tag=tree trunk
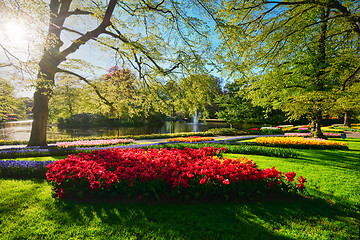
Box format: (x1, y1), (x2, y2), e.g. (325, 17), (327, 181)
(310, 119), (316, 133)
(343, 111), (351, 127)
(311, 110), (324, 138)
(28, 89), (50, 146)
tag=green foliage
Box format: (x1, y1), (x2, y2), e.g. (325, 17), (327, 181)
(206, 127), (242, 136)
(260, 128), (284, 135)
(213, 0), (360, 132)
(330, 83), (360, 121)
(215, 82), (284, 126)
(0, 79), (27, 121)
(57, 113), (109, 128)
(98, 68), (154, 120)
(49, 76), (90, 122)
(172, 74), (224, 119)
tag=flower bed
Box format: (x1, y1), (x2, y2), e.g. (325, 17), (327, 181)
(46, 147), (306, 200)
(323, 133), (342, 137)
(0, 160), (54, 179)
(0, 132), (214, 146)
(166, 136), (215, 143)
(284, 133), (311, 137)
(255, 137), (348, 149)
(0, 135), (296, 159)
(151, 143), (299, 158)
(56, 138), (134, 148)
(284, 132), (343, 138)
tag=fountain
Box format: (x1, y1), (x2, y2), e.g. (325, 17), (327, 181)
(192, 111), (202, 124)
(187, 110), (203, 132)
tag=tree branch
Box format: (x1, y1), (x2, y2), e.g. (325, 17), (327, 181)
(56, 68), (116, 112)
(104, 25), (180, 76)
(342, 64), (360, 91)
(59, 0), (118, 61)
(63, 8), (93, 18)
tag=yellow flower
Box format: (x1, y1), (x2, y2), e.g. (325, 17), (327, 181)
(255, 137), (347, 147)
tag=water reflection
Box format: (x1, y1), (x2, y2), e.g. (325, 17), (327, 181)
(0, 120), (229, 141)
(0, 120), (33, 141)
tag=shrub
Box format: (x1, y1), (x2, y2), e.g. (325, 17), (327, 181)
(46, 147), (306, 200)
(260, 128), (283, 134)
(206, 128), (241, 136)
(58, 113), (107, 127)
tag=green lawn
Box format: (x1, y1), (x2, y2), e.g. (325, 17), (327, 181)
(0, 138), (359, 239)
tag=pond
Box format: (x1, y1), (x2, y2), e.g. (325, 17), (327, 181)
(0, 120), (230, 141)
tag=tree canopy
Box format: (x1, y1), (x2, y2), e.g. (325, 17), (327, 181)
(209, 0), (360, 136)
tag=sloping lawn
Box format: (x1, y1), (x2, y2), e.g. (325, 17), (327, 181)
(0, 138), (359, 240)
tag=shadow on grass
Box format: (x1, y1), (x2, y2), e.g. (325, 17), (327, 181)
(289, 148), (360, 171)
(47, 192), (359, 240)
(1, 179), (359, 240)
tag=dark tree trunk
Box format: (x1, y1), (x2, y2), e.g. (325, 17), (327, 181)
(344, 111), (351, 127)
(310, 110), (324, 138)
(28, 69), (56, 146)
(28, 89), (50, 146)
(310, 119), (316, 133)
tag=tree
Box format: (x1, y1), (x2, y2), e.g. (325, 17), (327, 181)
(1, 0), (213, 145)
(331, 83), (360, 127)
(175, 74), (223, 120)
(100, 67), (143, 120)
(216, 82), (282, 127)
(209, 0), (360, 137)
(0, 79), (16, 121)
(48, 76), (87, 122)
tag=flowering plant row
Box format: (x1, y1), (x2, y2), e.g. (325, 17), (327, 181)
(0, 135), (296, 159)
(56, 138), (134, 148)
(255, 137), (348, 149)
(0, 132), (214, 146)
(46, 147), (306, 200)
(284, 132), (342, 138)
(0, 160), (54, 179)
(166, 136), (215, 143)
(151, 142), (299, 158)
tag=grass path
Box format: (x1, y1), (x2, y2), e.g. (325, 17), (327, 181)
(0, 138), (359, 239)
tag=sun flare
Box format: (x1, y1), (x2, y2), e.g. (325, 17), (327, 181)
(3, 21), (27, 45)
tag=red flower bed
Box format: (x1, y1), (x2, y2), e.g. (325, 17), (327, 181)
(46, 147), (306, 200)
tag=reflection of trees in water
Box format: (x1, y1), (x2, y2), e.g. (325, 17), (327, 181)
(0, 120), (33, 140)
(1, 121), (229, 141)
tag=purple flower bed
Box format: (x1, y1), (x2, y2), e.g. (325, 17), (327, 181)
(0, 160), (55, 179)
